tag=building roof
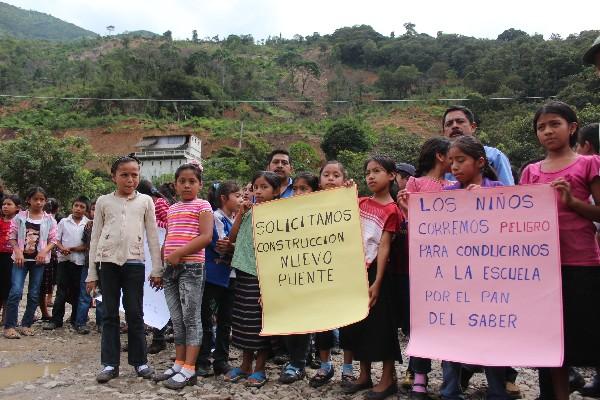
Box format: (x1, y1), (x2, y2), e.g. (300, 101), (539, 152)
(135, 135), (189, 151)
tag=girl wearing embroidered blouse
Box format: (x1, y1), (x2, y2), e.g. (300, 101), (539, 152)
(521, 102), (600, 400)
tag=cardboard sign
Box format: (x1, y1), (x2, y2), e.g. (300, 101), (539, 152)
(406, 184), (563, 366)
(253, 186), (369, 335)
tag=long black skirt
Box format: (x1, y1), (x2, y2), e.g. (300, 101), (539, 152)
(340, 263), (402, 362)
(562, 265), (600, 366)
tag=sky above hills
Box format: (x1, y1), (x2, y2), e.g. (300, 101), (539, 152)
(5, 0), (599, 40)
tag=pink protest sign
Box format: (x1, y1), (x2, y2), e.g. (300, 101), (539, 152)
(406, 184), (563, 367)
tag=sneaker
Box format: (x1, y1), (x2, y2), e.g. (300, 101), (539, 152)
(76, 325), (90, 335)
(96, 366), (119, 383)
(401, 369), (415, 389)
(196, 364), (213, 377)
(278, 363), (306, 384)
(579, 382), (600, 397)
(135, 364), (154, 379)
(42, 321), (60, 330)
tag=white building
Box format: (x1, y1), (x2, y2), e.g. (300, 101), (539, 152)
(134, 135), (202, 180)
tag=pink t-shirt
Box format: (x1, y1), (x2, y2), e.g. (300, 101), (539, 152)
(164, 199), (212, 263)
(406, 176), (451, 193)
(359, 197), (400, 267)
(520, 155), (600, 266)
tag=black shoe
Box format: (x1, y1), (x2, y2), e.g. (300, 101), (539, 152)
(278, 363), (306, 384)
(147, 341), (166, 354)
(163, 372), (197, 390)
(273, 353), (290, 365)
(196, 364), (213, 377)
(365, 383), (398, 400)
(76, 325), (90, 335)
(579, 382), (600, 397)
(96, 366), (119, 383)
(342, 379), (373, 394)
(213, 362), (231, 376)
(135, 365), (154, 379)
(42, 321), (60, 330)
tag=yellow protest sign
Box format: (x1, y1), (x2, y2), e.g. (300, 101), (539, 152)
(252, 186), (369, 335)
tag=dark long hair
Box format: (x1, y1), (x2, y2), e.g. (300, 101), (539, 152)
(450, 136), (498, 181)
(415, 137), (451, 177)
(533, 101), (579, 148)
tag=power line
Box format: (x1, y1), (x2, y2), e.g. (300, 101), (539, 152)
(0, 93), (557, 104)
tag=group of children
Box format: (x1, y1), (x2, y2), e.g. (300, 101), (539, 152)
(1, 101), (599, 400)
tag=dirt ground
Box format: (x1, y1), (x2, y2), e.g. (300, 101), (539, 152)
(0, 301), (597, 400)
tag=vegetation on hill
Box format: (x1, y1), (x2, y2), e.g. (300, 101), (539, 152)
(0, 2), (97, 41)
(0, 23), (599, 202)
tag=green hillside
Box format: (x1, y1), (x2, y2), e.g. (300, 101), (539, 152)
(0, 1), (97, 41)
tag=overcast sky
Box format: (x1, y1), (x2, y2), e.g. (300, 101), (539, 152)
(5, 0), (599, 40)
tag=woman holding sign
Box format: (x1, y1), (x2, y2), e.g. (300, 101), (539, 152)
(342, 155), (401, 400)
(521, 101), (600, 400)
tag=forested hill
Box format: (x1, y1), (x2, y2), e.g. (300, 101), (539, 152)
(0, 24), (599, 199)
(0, 2), (97, 41)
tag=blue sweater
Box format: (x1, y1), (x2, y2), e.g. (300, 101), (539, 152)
(205, 209), (234, 287)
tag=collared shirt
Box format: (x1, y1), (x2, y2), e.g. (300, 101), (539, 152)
(446, 145), (514, 186)
(280, 177), (294, 198)
(57, 214), (89, 265)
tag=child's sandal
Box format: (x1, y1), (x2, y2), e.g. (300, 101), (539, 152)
(3, 328), (20, 339)
(224, 367), (249, 383)
(18, 327), (34, 336)
(245, 371), (267, 388)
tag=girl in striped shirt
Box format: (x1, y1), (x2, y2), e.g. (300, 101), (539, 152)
(152, 162), (213, 390)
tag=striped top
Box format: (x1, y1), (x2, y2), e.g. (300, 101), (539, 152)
(164, 199), (213, 263)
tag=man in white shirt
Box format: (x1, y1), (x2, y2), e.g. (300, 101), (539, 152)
(44, 196), (89, 332)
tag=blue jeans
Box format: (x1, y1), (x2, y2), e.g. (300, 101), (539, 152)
(441, 361), (509, 400)
(4, 262), (45, 329)
(163, 262), (205, 346)
(75, 266), (103, 327)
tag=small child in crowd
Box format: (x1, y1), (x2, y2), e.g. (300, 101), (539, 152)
(0, 195), (21, 325)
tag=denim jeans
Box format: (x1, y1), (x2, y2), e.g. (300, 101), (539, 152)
(163, 262), (205, 346)
(75, 265), (103, 327)
(51, 261), (84, 326)
(441, 361), (509, 400)
(4, 262), (45, 329)
(198, 280), (235, 368)
(100, 262), (146, 367)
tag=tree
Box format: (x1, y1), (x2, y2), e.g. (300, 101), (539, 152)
(0, 130), (110, 207)
(289, 141), (321, 172)
(163, 30), (173, 42)
(192, 30), (199, 43)
(106, 25), (115, 36)
(404, 22), (417, 36)
(321, 119), (373, 160)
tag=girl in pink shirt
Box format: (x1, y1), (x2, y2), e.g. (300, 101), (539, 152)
(520, 101), (600, 400)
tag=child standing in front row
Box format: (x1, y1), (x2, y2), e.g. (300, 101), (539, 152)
(309, 161), (356, 389)
(0, 195), (21, 325)
(225, 171), (282, 388)
(3, 187), (57, 339)
(86, 154), (163, 383)
(521, 102), (600, 400)
(153, 162), (213, 390)
(342, 156), (402, 399)
(440, 135), (509, 400)
(396, 137), (452, 399)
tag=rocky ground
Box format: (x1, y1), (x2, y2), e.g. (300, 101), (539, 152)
(0, 304), (597, 399)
